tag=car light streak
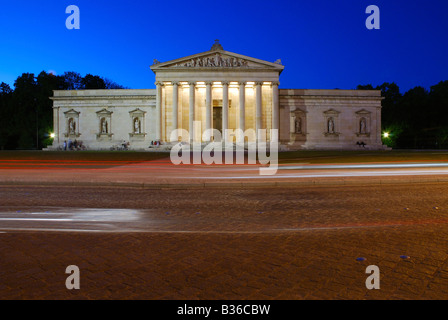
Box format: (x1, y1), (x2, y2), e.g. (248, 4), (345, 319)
(280, 162), (448, 170)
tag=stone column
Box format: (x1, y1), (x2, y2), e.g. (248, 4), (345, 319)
(222, 81), (229, 143)
(255, 82), (263, 139)
(239, 81), (246, 142)
(189, 82), (196, 142)
(205, 81), (212, 141)
(172, 82), (179, 136)
(271, 81), (280, 135)
(54, 107), (60, 144)
(155, 81), (163, 141)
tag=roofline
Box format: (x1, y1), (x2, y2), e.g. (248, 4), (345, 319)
(150, 49), (284, 73)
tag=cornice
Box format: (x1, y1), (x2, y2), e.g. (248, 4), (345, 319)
(50, 95), (156, 101)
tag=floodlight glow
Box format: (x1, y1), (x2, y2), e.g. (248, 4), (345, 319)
(383, 132), (389, 138)
(50, 133), (55, 138)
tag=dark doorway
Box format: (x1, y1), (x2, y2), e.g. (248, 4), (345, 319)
(213, 106), (223, 141)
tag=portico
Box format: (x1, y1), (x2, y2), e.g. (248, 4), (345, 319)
(48, 41), (387, 152)
(151, 40), (283, 144)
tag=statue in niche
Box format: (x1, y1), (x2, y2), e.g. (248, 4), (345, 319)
(100, 117), (108, 134)
(360, 118), (367, 134)
(68, 118), (76, 135)
(134, 117), (141, 134)
(295, 117), (302, 133)
(327, 117), (335, 133)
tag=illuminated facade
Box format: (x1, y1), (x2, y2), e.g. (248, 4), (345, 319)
(48, 41), (386, 151)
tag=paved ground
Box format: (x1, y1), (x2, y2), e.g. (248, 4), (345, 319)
(1, 152), (448, 300)
(1, 183), (448, 300)
(2, 155), (448, 188)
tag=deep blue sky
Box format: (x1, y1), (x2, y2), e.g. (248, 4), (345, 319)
(0, 0), (447, 93)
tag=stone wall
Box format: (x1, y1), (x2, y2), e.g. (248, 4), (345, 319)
(48, 89), (156, 150)
(279, 89), (385, 150)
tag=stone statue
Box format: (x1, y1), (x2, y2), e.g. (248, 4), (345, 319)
(211, 39), (224, 51)
(328, 117), (335, 133)
(134, 118), (141, 134)
(295, 117), (302, 133)
(69, 118), (76, 135)
(360, 118), (367, 134)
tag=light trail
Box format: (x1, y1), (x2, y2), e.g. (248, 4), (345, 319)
(195, 169), (448, 179)
(1, 217), (448, 234)
(0, 218), (74, 222)
(280, 162), (448, 170)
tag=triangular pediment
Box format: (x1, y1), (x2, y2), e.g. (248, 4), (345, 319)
(129, 108), (146, 115)
(355, 109), (372, 115)
(151, 49), (284, 73)
(63, 109), (80, 116)
(96, 108), (113, 116)
(323, 108), (341, 115)
(290, 107), (307, 114)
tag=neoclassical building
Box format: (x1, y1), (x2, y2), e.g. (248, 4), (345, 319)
(48, 41), (385, 150)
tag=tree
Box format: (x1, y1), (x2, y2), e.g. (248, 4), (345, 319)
(428, 81), (448, 148)
(375, 82), (401, 128)
(1, 71), (127, 149)
(398, 86), (429, 148)
(82, 74), (106, 89)
(356, 84), (375, 90)
(104, 78), (127, 89)
(61, 71), (84, 90)
(36, 71), (63, 148)
(10, 73), (39, 149)
(0, 82), (13, 149)
(0, 82), (12, 95)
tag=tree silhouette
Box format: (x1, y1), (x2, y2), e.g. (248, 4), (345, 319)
(82, 74), (106, 89)
(0, 71), (126, 149)
(357, 81), (448, 149)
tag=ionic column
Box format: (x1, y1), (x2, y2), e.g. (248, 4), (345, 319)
(155, 81), (164, 141)
(205, 81), (213, 141)
(255, 82), (263, 138)
(271, 81), (280, 133)
(189, 82), (196, 142)
(239, 81), (246, 142)
(222, 81), (229, 142)
(172, 82), (179, 135)
(54, 107), (60, 144)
